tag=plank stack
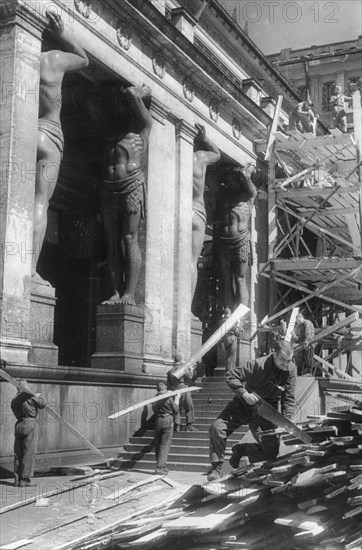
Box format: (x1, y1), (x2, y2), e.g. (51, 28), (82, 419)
(54, 398), (362, 550)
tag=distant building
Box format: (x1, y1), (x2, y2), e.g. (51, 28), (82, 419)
(267, 36), (362, 131)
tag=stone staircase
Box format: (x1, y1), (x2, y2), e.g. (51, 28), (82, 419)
(118, 372), (320, 473)
(118, 373), (247, 473)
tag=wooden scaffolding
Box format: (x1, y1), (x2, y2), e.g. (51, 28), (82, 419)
(258, 90), (362, 379)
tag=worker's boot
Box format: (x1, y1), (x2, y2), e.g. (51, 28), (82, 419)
(229, 443), (247, 469)
(19, 478), (37, 487)
(186, 423), (198, 431)
(207, 462), (223, 481)
(174, 424), (181, 432)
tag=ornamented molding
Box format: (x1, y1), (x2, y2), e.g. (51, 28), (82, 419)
(0, 0), (47, 36)
(74, 0), (92, 19)
(150, 97), (170, 124)
(175, 119), (198, 143)
(209, 100), (220, 123)
(232, 118), (241, 140)
(182, 77), (195, 102)
(152, 52), (166, 79)
(116, 22), (132, 50)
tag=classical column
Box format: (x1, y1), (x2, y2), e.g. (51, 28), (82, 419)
(0, 2), (46, 363)
(143, 99), (176, 373)
(174, 120), (197, 359)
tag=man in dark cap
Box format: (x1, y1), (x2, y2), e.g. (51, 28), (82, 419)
(208, 340), (296, 481)
(11, 380), (46, 487)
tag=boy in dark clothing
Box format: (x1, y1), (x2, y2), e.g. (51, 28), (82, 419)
(208, 341), (296, 481)
(167, 354), (198, 432)
(11, 380), (46, 487)
(152, 382), (179, 475)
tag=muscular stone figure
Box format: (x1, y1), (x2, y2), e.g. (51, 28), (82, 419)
(97, 85), (152, 305)
(217, 163), (257, 311)
(192, 124), (220, 300)
(34, 11), (89, 282)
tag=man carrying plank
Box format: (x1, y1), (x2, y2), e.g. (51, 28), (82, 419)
(208, 341), (296, 481)
(11, 380), (46, 487)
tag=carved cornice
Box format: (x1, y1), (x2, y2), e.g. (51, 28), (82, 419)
(5, 362), (160, 388)
(0, 0), (47, 37)
(171, 7), (197, 27)
(107, 0), (271, 133)
(149, 97), (170, 124)
(175, 119), (198, 144)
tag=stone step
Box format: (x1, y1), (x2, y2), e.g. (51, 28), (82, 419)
(129, 430), (243, 444)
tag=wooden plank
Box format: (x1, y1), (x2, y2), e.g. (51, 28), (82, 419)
(313, 355), (355, 381)
(275, 133), (353, 152)
(257, 267), (361, 332)
(266, 258), (361, 271)
(285, 308), (299, 342)
(108, 386), (201, 419)
(172, 303), (250, 379)
(277, 203), (362, 253)
(0, 368), (104, 459)
(275, 185), (361, 198)
(352, 89), (362, 249)
(53, 486), (189, 550)
(104, 475), (163, 500)
(260, 271), (362, 313)
(265, 95), (283, 161)
(297, 207), (359, 217)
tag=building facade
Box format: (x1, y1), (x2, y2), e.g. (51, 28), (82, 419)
(0, 0), (299, 468)
(267, 37), (362, 131)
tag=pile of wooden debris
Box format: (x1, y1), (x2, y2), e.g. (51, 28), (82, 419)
(60, 400), (362, 550)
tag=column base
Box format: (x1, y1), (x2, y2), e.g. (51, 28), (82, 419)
(142, 354), (174, 376)
(29, 280), (58, 366)
(91, 303), (145, 372)
(0, 338), (31, 364)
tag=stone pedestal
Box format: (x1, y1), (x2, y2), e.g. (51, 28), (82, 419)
(191, 317), (203, 357)
(91, 304), (145, 372)
(28, 280), (58, 365)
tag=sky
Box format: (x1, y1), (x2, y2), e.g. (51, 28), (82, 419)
(219, 0), (362, 54)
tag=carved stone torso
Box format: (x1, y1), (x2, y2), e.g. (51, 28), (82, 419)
(103, 133), (144, 181)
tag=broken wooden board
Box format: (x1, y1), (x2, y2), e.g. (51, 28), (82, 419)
(108, 386), (201, 419)
(173, 303), (250, 379)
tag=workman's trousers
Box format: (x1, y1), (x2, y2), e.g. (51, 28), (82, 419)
(224, 340), (237, 372)
(14, 418), (39, 481)
(209, 397), (279, 464)
(295, 346), (314, 376)
(174, 392), (195, 425)
(154, 415), (174, 469)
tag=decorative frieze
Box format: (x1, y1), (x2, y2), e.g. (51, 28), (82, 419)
(209, 99), (220, 122)
(74, 0), (92, 18)
(116, 22), (132, 50)
(152, 51), (166, 79)
(232, 117), (242, 140)
(183, 77), (195, 102)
